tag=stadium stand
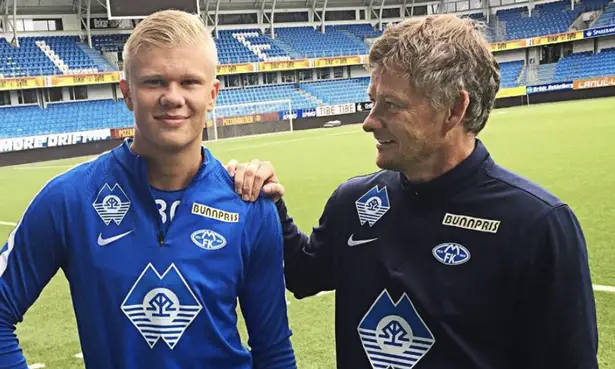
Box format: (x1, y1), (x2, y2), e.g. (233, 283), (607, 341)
(496, 1), (582, 41)
(581, 0), (612, 12)
(3, 0), (615, 141)
(0, 37), (60, 78)
(330, 24), (383, 42)
(231, 30), (291, 62)
(38, 35), (102, 74)
(518, 63), (558, 85)
(216, 84), (318, 112)
(300, 78), (369, 105)
(0, 100), (132, 138)
(593, 1), (615, 26)
(499, 60), (525, 88)
(215, 30), (262, 64)
(92, 34), (129, 54)
(552, 48), (615, 81)
(272, 26), (370, 58)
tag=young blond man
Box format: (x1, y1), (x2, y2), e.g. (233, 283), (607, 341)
(0, 10), (296, 369)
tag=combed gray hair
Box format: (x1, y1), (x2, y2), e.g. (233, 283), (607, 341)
(122, 9), (218, 79)
(368, 14), (501, 134)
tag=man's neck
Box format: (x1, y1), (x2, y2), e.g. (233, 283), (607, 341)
(131, 140), (203, 191)
(403, 134), (475, 184)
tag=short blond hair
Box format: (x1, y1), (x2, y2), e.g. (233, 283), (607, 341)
(368, 14), (500, 134)
(122, 9), (218, 79)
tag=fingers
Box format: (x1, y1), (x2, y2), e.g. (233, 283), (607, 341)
(234, 163), (246, 196)
(231, 159), (281, 202)
(263, 182), (285, 203)
(225, 159), (239, 177)
(241, 159), (261, 201)
(250, 161), (275, 201)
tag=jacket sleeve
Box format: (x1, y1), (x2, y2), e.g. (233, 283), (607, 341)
(238, 199), (296, 369)
(0, 182), (65, 368)
(276, 187), (341, 299)
(517, 204), (598, 369)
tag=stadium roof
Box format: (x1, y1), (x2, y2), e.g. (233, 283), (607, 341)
(9, 0), (455, 15)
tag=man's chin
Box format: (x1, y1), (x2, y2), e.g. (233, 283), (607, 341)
(142, 132), (200, 154)
(375, 155), (398, 171)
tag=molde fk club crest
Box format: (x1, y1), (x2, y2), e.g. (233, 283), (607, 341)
(355, 185), (390, 227)
(92, 183), (131, 226)
(122, 264), (202, 349)
(358, 290), (435, 369)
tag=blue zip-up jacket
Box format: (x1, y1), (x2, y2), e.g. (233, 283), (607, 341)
(0, 139), (296, 369)
(278, 139), (598, 369)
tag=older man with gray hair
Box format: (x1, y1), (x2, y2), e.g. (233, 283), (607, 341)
(229, 14), (598, 369)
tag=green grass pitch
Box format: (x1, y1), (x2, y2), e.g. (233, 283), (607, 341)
(0, 96), (614, 368)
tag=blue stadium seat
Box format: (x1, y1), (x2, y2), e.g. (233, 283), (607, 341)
(271, 26), (369, 58)
(499, 60), (525, 87)
(92, 34), (129, 53)
(593, 2), (615, 27)
(37, 35), (102, 74)
(300, 78), (369, 105)
(0, 99), (134, 138)
(552, 48), (615, 82)
(0, 38), (60, 78)
(496, 1), (582, 41)
(214, 84), (318, 117)
(0, 36), (112, 77)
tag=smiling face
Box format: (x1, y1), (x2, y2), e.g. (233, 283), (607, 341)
(362, 66), (449, 173)
(120, 43), (219, 154)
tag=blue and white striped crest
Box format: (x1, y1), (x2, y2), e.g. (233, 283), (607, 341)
(355, 185), (390, 227)
(122, 264), (202, 349)
(358, 290), (435, 369)
(92, 183), (131, 226)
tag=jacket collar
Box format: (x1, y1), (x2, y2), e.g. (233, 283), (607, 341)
(111, 138), (215, 186)
(399, 138), (492, 198)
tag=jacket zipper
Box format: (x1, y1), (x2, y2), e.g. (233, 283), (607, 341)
(139, 157), (207, 247)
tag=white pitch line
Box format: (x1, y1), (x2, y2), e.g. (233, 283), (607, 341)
(0, 221), (16, 227)
(74, 353), (83, 359)
(6, 128), (363, 170)
(28, 364), (45, 369)
(312, 287), (615, 295)
(213, 129), (362, 153)
(13, 165), (74, 170)
(593, 284), (615, 293)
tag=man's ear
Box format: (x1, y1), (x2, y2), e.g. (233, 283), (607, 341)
(443, 89), (470, 133)
(207, 79), (220, 112)
(119, 79), (134, 111)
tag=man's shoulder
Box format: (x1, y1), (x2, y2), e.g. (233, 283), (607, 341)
(37, 151), (114, 200)
(193, 158), (268, 217)
(481, 162), (569, 231)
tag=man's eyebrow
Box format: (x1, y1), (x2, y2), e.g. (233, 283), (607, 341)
(372, 92), (406, 102)
(181, 74), (206, 81)
(136, 73), (206, 81)
(137, 73), (164, 81)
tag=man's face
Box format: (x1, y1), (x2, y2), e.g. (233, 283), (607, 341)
(362, 67), (448, 173)
(120, 43), (219, 153)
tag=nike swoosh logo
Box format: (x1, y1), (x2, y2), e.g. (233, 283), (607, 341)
(97, 230), (133, 246)
(347, 234), (378, 247)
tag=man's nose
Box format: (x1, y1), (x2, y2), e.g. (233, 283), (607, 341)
(362, 110), (384, 132)
(159, 83), (185, 108)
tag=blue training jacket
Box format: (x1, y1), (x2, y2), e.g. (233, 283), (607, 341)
(279, 139), (598, 369)
(0, 139), (296, 369)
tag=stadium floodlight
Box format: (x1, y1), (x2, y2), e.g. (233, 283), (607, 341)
(106, 0), (200, 20)
(206, 99), (293, 141)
